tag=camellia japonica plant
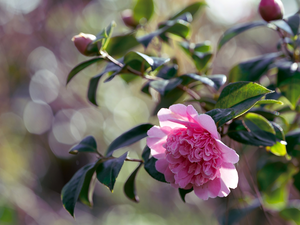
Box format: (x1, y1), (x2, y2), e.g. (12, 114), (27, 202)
(61, 0), (300, 223)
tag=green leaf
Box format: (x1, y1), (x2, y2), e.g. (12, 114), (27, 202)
(244, 113), (275, 134)
(286, 13), (300, 35)
(169, 2), (206, 20)
(218, 21), (267, 50)
(280, 207), (300, 225)
(96, 152), (127, 191)
(229, 53), (280, 82)
(192, 52), (212, 71)
(67, 57), (104, 85)
(149, 78), (182, 96)
(133, 0), (154, 23)
(87, 60), (122, 106)
(277, 61), (300, 109)
(143, 146), (167, 183)
(269, 20), (294, 35)
(206, 108), (235, 127)
(267, 141), (287, 156)
(215, 82), (272, 117)
(293, 170), (300, 192)
(106, 33), (140, 57)
(181, 73), (226, 90)
(258, 162), (297, 210)
(69, 136), (98, 155)
(218, 200), (260, 225)
(156, 65), (178, 79)
(124, 51), (169, 71)
(286, 129), (300, 157)
(124, 163), (142, 202)
(61, 163), (96, 217)
(106, 123), (154, 156)
(137, 15), (191, 48)
(255, 99), (283, 106)
(178, 188), (193, 203)
(152, 87), (185, 115)
(227, 120), (275, 146)
(160, 20), (190, 40)
(79, 168), (97, 207)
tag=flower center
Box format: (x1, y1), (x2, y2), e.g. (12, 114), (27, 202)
(164, 127), (222, 188)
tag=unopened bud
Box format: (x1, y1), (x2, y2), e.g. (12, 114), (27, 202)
(259, 0), (284, 22)
(121, 9), (138, 28)
(72, 33), (97, 56)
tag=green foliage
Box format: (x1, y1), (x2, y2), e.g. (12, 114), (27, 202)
(178, 188), (193, 203)
(96, 152), (128, 191)
(280, 206), (300, 225)
(142, 146), (166, 183)
(106, 123), (153, 156)
(67, 57), (104, 84)
(133, 0), (154, 23)
(218, 21), (267, 50)
(229, 53), (280, 82)
(215, 82), (273, 117)
(124, 163), (142, 202)
(61, 163), (97, 217)
(69, 136), (98, 155)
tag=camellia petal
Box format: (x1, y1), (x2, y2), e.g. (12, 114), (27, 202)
(147, 104), (239, 200)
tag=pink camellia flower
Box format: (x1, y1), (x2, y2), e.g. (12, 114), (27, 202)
(72, 33), (97, 56)
(147, 104), (239, 200)
(259, 0), (284, 22)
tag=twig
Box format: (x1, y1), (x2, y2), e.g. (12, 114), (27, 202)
(276, 28), (294, 60)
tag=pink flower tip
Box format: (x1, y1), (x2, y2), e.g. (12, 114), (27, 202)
(259, 0), (284, 22)
(72, 33), (97, 56)
(146, 104), (239, 200)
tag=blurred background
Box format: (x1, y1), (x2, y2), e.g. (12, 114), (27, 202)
(0, 0), (299, 224)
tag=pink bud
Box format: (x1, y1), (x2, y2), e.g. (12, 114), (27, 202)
(72, 33), (97, 56)
(121, 9), (138, 28)
(259, 0), (284, 22)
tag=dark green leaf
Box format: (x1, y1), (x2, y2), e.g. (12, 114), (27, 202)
(106, 33), (140, 57)
(124, 163), (142, 202)
(79, 168), (97, 207)
(133, 0), (154, 23)
(160, 20), (190, 40)
(206, 108), (235, 127)
(286, 129), (300, 157)
(257, 162), (288, 192)
(270, 20), (294, 35)
(144, 157), (167, 183)
(69, 136), (98, 155)
(96, 152), (127, 191)
(178, 188), (193, 203)
(106, 123), (154, 156)
(280, 207), (300, 225)
(149, 78), (182, 96)
(229, 53), (280, 82)
(142, 146), (151, 162)
(192, 52), (212, 71)
(152, 87), (185, 115)
(271, 122), (285, 141)
(218, 200), (260, 225)
(87, 74), (103, 106)
(124, 51), (169, 71)
(169, 2), (206, 20)
(194, 41), (211, 52)
(181, 73), (226, 90)
(61, 163), (96, 217)
(141, 81), (151, 96)
(293, 170), (300, 193)
(227, 120), (275, 146)
(218, 21), (267, 50)
(156, 65), (178, 79)
(277, 61), (300, 108)
(137, 29), (163, 48)
(215, 82), (273, 117)
(67, 57), (104, 85)
(244, 113), (275, 134)
(286, 14), (300, 35)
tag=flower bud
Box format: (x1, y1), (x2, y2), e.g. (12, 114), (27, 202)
(72, 33), (97, 56)
(121, 9), (138, 28)
(259, 0), (284, 22)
